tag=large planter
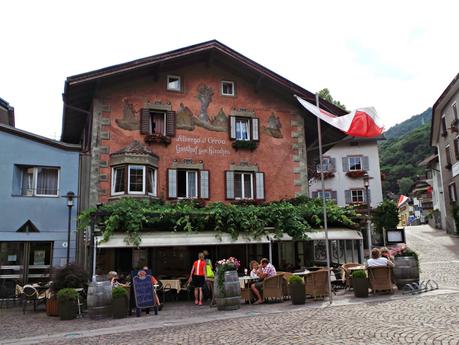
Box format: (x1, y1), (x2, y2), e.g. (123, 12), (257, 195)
(289, 283), (305, 305)
(353, 277), (369, 298)
(214, 270), (241, 311)
(58, 300), (77, 320)
(393, 256), (419, 289)
(112, 296), (128, 319)
(46, 297), (59, 317)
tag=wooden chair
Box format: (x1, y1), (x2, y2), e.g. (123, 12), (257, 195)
(368, 267), (394, 294)
(341, 263), (361, 290)
(262, 275), (284, 302)
(304, 269), (329, 300)
(240, 287), (252, 304)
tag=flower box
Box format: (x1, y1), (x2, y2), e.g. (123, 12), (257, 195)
(144, 133), (171, 145)
(232, 140), (257, 151)
(346, 170), (366, 178)
(313, 171), (335, 179)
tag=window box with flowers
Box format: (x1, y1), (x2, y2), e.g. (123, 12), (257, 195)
(313, 171), (335, 179)
(232, 140), (258, 151)
(214, 257), (241, 311)
(346, 170), (367, 178)
(144, 133), (171, 145)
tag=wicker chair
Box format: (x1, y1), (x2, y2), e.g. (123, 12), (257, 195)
(262, 275), (284, 302)
(341, 263), (362, 290)
(304, 269), (329, 299)
(240, 287), (252, 304)
(281, 272), (293, 300)
(368, 267), (394, 294)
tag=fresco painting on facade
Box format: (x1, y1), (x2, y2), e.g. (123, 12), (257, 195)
(57, 41), (356, 273)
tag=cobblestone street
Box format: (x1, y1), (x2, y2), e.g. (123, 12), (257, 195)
(2, 225), (459, 345)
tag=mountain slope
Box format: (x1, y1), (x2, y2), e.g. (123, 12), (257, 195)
(379, 108), (434, 196)
(384, 108), (432, 140)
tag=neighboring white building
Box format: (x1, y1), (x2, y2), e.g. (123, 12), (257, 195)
(309, 137), (384, 208)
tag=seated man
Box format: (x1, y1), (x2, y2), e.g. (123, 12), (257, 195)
(367, 248), (394, 268)
(250, 258), (277, 304)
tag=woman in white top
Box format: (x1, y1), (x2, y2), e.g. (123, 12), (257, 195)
(249, 260), (261, 279)
(367, 248), (394, 268)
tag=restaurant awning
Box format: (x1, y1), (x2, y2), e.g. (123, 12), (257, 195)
(269, 228), (363, 241)
(96, 231), (270, 248)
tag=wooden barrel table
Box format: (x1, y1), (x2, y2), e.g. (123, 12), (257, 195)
(393, 256), (419, 289)
(214, 270), (241, 311)
(87, 281), (112, 319)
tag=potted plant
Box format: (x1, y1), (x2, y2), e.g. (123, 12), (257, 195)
(49, 264), (89, 317)
(112, 286), (128, 319)
(352, 270), (368, 298)
(288, 275), (305, 305)
(57, 288), (78, 320)
(215, 257), (241, 311)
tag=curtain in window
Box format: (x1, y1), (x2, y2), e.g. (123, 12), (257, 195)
(236, 120), (249, 140)
(187, 171), (197, 198)
(36, 168), (58, 195)
(146, 168), (156, 195)
(21, 169), (34, 195)
(152, 114), (165, 135)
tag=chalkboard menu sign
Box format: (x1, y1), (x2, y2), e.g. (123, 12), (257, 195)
(131, 269), (154, 309)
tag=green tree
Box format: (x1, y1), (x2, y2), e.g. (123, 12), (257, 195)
(398, 177), (414, 195)
(318, 88), (347, 111)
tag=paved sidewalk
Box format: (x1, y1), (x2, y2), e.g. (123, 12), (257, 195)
(2, 224), (459, 345)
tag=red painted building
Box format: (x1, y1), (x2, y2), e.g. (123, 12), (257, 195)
(61, 41), (349, 272)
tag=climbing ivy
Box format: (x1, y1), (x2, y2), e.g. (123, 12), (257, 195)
(78, 197), (359, 246)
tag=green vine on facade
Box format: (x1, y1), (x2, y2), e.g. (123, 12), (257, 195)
(78, 197), (359, 246)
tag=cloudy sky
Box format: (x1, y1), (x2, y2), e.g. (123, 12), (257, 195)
(1, 1), (457, 139)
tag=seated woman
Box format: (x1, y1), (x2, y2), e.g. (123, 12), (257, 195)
(249, 260), (260, 279)
(367, 248), (394, 268)
(380, 247), (394, 262)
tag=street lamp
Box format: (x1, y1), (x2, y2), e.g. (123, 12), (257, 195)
(363, 174), (372, 256)
(65, 191), (75, 265)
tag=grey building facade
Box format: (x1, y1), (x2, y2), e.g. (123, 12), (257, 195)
(431, 73), (459, 234)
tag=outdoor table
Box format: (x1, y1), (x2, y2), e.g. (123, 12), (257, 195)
(238, 276), (259, 289)
(347, 265), (366, 272)
(292, 270), (311, 276)
(160, 279), (182, 293)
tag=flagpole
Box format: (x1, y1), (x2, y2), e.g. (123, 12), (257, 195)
(315, 93), (333, 304)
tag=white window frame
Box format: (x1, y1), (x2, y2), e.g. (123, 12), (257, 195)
(146, 167), (157, 197)
(166, 75), (181, 91)
(150, 111), (167, 135)
(235, 117), (251, 141)
(128, 165), (146, 195)
(235, 172), (254, 200)
(221, 80), (235, 96)
(316, 157), (331, 173)
(21, 167), (60, 197)
(449, 183), (457, 203)
(351, 189), (364, 203)
(318, 190), (332, 200)
(348, 156), (362, 171)
(177, 170), (198, 199)
(111, 166), (126, 196)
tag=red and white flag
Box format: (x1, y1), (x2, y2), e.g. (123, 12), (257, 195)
(397, 195), (409, 208)
(295, 95), (384, 138)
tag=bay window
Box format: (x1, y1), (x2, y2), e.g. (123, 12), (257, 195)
(111, 165), (157, 197)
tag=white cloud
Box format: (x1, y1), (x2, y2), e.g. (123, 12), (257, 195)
(0, 0), (458, 138)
